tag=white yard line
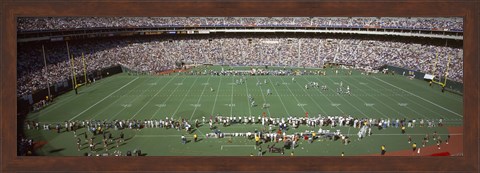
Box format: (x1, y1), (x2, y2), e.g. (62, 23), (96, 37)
(68, 77), (139, 121)
(105, 80), (161, 120)
(400, 76), (463, 103)
(367, 76), (451, 118)
(32, 76), (117, 118)
(147, 76), (185, 119)
(210, 77), (223, 115)
(341, 77), (405, 119)
(359, 77), (435, 119)
(195, 128), (206, 138)
(277, 76), (307, 113)
(171, 77), (200, 119)
(92, 78), (151, 120)
(267, 77), (291, 116)
(98, 77), (169, 121)
(189, 76), (212, 120)
(294, 76), (329, 115)
(150, 75), (186, 119)
(322, 76), (388, 119)
(373, 76), (462, 117)
(150, 77), (186, 119)
(230, 77), (234, 117)
(257, 77), (271, 117)
(126, 75), (178, 120)
(244, 77), (252, 116)
(310, 76), (368, 118)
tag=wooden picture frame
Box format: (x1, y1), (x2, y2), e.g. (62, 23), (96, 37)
(1, 0), (478, 172)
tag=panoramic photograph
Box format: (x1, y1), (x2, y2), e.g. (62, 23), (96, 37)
(16, 17), (463, 156)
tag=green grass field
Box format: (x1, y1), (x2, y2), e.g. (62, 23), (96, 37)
(23, 66), (463, 156)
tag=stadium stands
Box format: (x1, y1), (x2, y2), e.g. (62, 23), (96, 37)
(17, 35), (463, 97)
(17, 17), (463, 32)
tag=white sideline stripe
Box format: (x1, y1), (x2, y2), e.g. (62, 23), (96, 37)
(221, 145), (256, 150)
(69, 77), (139, 121)
(373, 77), (462, 117)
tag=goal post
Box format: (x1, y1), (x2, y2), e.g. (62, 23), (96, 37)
(430, 52), (452, 88)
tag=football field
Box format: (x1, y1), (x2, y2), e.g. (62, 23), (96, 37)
(23, 66), (463, 156)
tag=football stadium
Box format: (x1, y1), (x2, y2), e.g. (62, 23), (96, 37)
(17, 17), (463, 157)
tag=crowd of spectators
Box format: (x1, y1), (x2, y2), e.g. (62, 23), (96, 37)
(17, 17), (463, 32)
(23, 114), (453, 155)
(17, 35), (462, 97)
